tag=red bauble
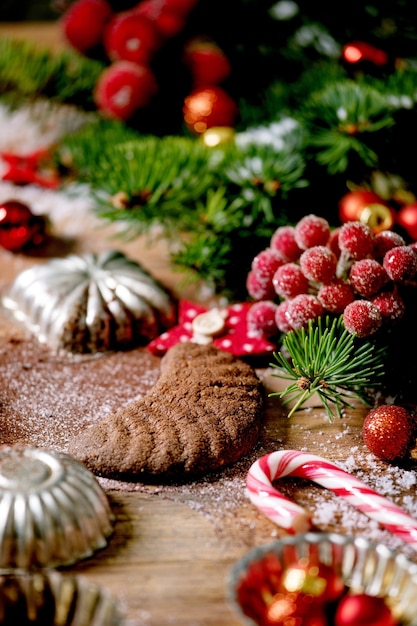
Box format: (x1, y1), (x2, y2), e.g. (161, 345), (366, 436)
(334, 593), (398, 626)
(183, 86), (238, 134)
(338, 190), (395, 233)
(362, 405), (416, 461)
(397, 202), (417, 240)
(0, 200), (47, 252)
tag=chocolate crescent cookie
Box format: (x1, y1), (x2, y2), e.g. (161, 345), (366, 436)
(68, 342), (264, 481)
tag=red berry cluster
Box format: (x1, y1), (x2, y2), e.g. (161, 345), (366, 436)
(246, 214), (417, 339)
(61, 0), (236, 127)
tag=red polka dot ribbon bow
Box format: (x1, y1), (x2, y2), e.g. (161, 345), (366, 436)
(147, 299), (277, 357)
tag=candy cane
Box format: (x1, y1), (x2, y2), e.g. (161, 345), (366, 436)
(246, 450), (417, 550)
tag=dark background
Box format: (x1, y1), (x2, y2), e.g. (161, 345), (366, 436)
(0, 1), (58, 20)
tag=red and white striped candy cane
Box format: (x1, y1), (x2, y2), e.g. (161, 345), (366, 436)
(246, 449), (417, 550)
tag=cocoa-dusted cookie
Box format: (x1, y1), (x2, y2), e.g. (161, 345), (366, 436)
(68, 342), (264, 481)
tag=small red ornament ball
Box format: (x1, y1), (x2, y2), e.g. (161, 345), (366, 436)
(334, 593), (398, 626)
(183, 86), (238, 134)
(362, 405), (416, 461)
(0, 200), (47, 252)
(397, 202), (417, 240)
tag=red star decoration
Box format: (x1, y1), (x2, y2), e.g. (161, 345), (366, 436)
(1, 149), (60, 189)
(147, 300), (277, 357)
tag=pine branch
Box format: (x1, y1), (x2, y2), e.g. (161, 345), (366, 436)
(269, 316), (386, 422)
(0, 37), (104, 107)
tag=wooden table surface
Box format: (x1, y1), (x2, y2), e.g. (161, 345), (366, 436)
(1, 21), (417, 626)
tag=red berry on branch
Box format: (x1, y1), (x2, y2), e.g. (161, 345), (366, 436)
(338, 221), (375, 260)
(104, 11), (161, 65)
(61, 0), (113, 54)
(183, 37), (232, 87)
(286, 294), (323, 330)
(317, 280), (355, 314)
(348, 258), (388, 297)
(343, 299), (382, 337)
(300, 245), (337, 283)
(270, 225), (303, 262)
(247, 301), (278, 338)
(161, 0), (198, 16)
(383, 245), (417, 282)
(272, 263), (309, 299)
(275, 299), (293, 333)
(252, 248), (284, 280)
(246, 270), (276, 301)
(134, 0), (186, 39)
(372, 290), (405, 323)
(294, 214), (330, 250)
(247, 248), (285, 301)
(374, 230), (406, 259)
(94, 61), (158, 120)
(362, 405), (416, 462)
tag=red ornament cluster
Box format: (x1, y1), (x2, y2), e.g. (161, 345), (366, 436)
(236, 554), (398, 626)
(339, 189), (417, 242)
(61, 0), (237, 129)
(246, 214), (417, 339)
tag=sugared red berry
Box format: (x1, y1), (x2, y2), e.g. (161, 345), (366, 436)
(61, 0), (113, 54)
(328, 227), (341, 258)
(247, 301), (278, 337)
(246, 269), (276, 301)
(343, 300), (382, 337)
(183, 37), (232, 87)
(252, 248), (285, 282)
(374, 230), (406, 259)
(275, 299), (293, 333)
(318, 281), (355, 314)
(362, 405), (416, 461)
(273, 263), (309, 299)
(372, 291), (405, 322)
(300, 245), (337, 283)
(286, 294), (323, 330)
(294, 214), (330, 250)
(349, 259), (388, 297)
(104, 10), (161, 65)
(383, 245), (417, 281)
(338, 221), (375, 260)
(270, 225), (303, 262)
(94, 60), (158, 120)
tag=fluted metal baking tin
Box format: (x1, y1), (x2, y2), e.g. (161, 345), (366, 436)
(0, 569), (122, 625)
(0, 446), (114, 570)
(229, 531), (417, 626)
(0, 250), (176, 353)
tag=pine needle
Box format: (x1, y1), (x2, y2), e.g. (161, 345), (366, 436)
(269, 316), (386, 421)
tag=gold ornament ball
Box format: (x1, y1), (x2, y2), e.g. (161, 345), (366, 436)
(201, 126), (235, 147)
(358, 203), (394, 232)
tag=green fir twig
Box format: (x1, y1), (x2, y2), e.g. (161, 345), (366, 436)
(269, 316), (386, 422)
